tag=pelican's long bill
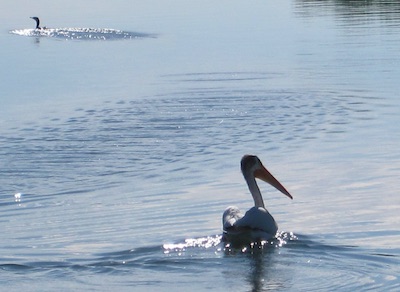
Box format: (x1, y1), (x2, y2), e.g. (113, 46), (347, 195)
(254, 166), (293, 199)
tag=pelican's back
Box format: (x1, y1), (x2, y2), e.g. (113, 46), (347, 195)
(235, 206), (278, 237)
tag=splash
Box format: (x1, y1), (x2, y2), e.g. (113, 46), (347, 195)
(14, 193), (22, 202)
(9, 28), (155, 40)
(223, 231), (298, 254)
(163, 232), (298, 255)
(163, 235), (223, 254)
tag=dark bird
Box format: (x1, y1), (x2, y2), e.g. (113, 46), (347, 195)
(30, 17), (45, 29)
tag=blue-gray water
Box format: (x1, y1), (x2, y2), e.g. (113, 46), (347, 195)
(1, 1), (400, 291)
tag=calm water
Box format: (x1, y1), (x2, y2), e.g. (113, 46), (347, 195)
(1, 0), (400, 291)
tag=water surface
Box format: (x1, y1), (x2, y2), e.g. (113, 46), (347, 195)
(1, 0), (399, 290)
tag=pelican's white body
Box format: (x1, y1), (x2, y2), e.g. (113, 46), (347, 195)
(222, 206), (278, 244)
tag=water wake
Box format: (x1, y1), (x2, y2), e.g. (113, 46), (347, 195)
(163, 232), (298, 255)
(9, 28), (156, 40)
(1, 232), (398, 291)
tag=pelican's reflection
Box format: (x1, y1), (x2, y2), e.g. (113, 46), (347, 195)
(245, 246), (287, 291)
(248, 252), (265, 292)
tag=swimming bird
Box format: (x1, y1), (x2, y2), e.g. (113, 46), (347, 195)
(222, 155), (293, 246)
(30, 17), (45, 29)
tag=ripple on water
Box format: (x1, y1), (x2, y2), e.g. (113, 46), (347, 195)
(1, 233), (398, 290)
(0, 71), (380, 193)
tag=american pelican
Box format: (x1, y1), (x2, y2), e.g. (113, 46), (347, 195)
(222, 155), (293, 246)
(30, 17), (46, 30)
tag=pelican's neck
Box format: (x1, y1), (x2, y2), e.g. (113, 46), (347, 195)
(243, 171), (265, 209)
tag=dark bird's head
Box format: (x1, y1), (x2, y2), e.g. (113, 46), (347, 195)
(30, 16), (40, 29)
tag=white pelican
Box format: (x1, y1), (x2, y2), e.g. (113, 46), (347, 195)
(222, 155), (293, 246)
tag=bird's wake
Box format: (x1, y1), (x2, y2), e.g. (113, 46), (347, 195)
(162, 232), (298, 255)
(9, 28), (155, 40)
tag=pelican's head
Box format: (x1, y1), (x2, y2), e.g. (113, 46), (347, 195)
(241, 155), (293, 199)
(30, 16), (40, 29)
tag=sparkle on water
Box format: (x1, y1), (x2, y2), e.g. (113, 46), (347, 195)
(9, 28), (155, 40)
